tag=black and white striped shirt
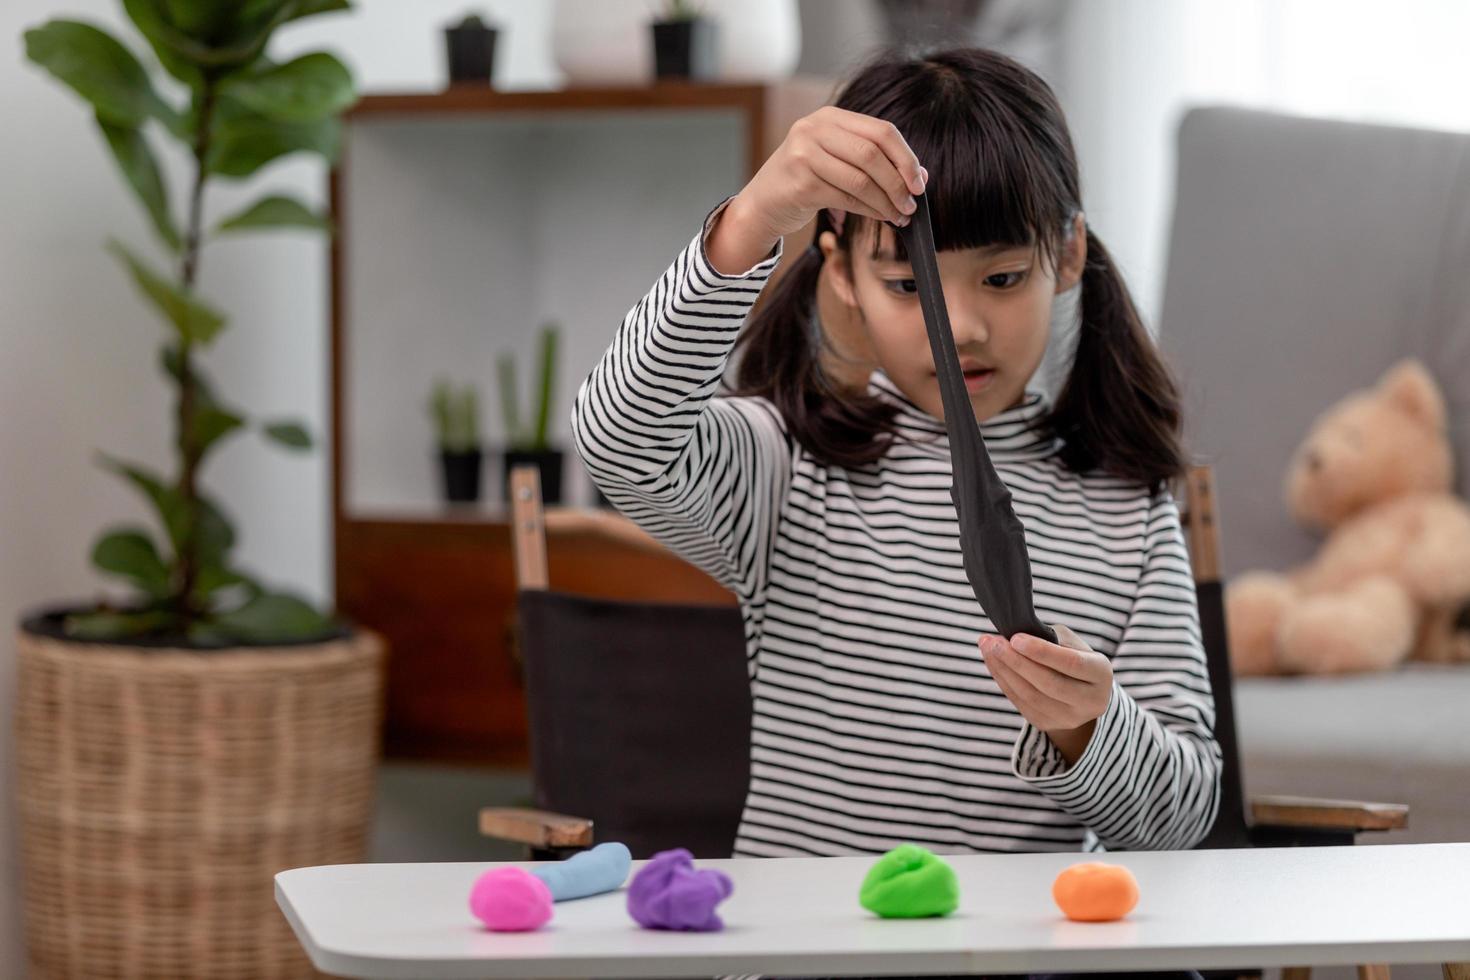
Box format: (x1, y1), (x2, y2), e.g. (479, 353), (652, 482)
(571, 212), (1221, 858)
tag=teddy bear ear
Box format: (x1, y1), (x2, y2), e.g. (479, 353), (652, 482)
(1377, 359), (1447, 430)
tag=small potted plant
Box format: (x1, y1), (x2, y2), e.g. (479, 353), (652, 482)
(650, 0), (718, 81)
(430, 379), (483, 504)
(444, 12), (498, 86)
(499, 324), (564, 504)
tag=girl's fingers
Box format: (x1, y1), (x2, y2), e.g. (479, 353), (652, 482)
(983, 639), (1069, 725)
(814, 127), (917, 220)
(828, 107), (926, 195)
(1004, 648), (1093, 703)
(983, 649), (1031, 716)
(1052, 624), (1089, 651)
(1010, 632), (1097, 682)
(805, 146), (908, 225)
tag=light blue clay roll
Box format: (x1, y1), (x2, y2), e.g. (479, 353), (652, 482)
(530, 842), (632, 902)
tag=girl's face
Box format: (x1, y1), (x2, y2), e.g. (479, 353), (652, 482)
(822, 215), (1086, 423)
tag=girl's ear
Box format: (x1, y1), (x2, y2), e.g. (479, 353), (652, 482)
(819, 230), (860, 308)
(1054, 213), (1088, 294)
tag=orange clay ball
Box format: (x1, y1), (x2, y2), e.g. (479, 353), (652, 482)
(1051, 862), (1140, 922)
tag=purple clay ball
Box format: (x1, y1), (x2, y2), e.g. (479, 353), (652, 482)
(626, 848), (734, 932)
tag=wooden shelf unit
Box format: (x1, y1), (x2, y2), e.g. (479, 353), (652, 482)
(329, 83), (825, 765)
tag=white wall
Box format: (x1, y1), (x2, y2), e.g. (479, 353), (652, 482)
(1051, 0), (1470, 327)
(0, 2), (556, 972)
(343, 112), (745, 513)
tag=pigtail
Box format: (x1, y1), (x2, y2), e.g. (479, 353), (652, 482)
(1050, 229), (1186, 492)
(732, 217), (897, 467)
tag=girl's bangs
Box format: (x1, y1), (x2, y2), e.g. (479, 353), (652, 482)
(852, 71), (1069, 264)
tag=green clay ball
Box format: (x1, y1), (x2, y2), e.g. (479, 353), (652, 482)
(859, 844), (960, 918)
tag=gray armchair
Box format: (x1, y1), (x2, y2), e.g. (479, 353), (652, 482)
(1159, 106), (1470, 849)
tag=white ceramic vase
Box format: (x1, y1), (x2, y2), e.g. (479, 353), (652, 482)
(552, 0), (650, 86)
(706, 0), (802, 82)
(551, 0), (801, 86)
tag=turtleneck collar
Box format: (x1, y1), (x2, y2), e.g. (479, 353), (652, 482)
(868, 370), (1063, 462)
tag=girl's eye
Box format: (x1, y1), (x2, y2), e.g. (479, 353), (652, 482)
(883, 278), (918, 296)
(985, 270), (1027, 289)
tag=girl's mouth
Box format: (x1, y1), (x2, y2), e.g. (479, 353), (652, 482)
(962, 367), (996, 393)
(940, 359), (996, 394)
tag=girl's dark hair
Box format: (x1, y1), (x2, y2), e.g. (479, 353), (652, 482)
(732, 47), (1185, 491)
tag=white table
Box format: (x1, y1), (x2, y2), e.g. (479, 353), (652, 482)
(276, 844), (1470, 978)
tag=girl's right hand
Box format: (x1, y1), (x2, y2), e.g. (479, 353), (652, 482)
(707, 107), (927, 275)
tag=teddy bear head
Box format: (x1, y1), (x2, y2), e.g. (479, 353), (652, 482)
(1286, 360), (1453, 530)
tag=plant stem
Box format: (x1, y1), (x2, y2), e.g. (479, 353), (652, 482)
(174, 79), (217, 624)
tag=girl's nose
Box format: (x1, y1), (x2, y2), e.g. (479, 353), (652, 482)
(942, 288), (989, 347)
(950, 316), (989, 347)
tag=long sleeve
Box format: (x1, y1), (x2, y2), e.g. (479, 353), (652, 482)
(571, 204), (792, 608)
(1010, 491), (1223, 851)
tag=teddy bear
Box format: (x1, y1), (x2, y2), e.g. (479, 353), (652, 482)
(1226, 360), (1470, 676)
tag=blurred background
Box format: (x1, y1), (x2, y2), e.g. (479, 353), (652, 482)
(3, 1), (1469, 976)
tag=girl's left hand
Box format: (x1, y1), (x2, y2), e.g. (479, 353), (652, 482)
(979, 625), (1113, 765)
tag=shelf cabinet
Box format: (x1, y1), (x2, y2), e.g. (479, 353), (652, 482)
(329, 82), (826, 763)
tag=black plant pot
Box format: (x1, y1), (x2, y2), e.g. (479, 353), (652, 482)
(503, 448), (564, 505)
(439, 448), (484, 504)
(445, 20), (498, 85)
(651, 18), (719, 81)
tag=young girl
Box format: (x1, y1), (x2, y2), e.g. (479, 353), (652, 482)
(573, 47), (1220, 871)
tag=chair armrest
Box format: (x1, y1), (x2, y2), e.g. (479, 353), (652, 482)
(478, 806), (595, 848)
(1249, 794), (1409, 833)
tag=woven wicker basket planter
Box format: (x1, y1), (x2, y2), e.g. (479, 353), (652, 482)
(15, 613), (385, 980)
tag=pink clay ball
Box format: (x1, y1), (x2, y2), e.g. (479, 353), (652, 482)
(469, 866), (554, 932)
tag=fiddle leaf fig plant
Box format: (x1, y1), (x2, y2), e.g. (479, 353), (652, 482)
(23, 1), (357, 646)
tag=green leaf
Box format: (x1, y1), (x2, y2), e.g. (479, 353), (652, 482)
(98, 116), (180, 251)
(162, 0), (238, 43)
(262, 420), (312, 450)
(108, 239), (226, 346)
(124, 0), (349, 81)
(24, 20), (173, 127)
(194, 495), (236, 566)
(126, 0), (281, 72)
(92, 526), (173, 597)
(194, 405), (246, 455)
(161, 344), (218, 404)
(164, 343), (244, 461)
(240, 0), (352, 25)
(122, 0), (204, 88)
(98, 454), (183, 543)
(497, 353), (522, 446)
(291, 0), (353, 22)
(96, 455), (236, 567)
(212, 590), (333, 643)
(65, 608), (180, 641)
(237, 0), (293, 22)
(216, 195), (330, 234)
(533, 325), (559, 449)
(221, 53), (355, 122)
(198, 4), (296, 69)
(194, 564), (258, 598)
(205, 105), (341, 177)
